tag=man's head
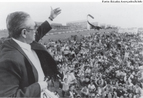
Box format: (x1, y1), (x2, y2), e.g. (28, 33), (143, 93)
(6, 11), (37, 44)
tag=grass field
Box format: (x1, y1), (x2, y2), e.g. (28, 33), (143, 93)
(41, 29), (118, 43)
(0, 28), (118, 43)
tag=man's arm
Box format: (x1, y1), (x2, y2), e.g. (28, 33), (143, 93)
(35, 7), (61, 42)
(35, 21), (52, 42)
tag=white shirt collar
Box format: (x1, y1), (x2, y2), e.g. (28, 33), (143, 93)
(12, 38), (31, 51)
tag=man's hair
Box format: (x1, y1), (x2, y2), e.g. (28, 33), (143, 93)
(6, 11), (30, 38)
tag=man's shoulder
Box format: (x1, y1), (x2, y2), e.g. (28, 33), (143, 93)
(1, 39), (18, 52)
(0, 39), (24, 61)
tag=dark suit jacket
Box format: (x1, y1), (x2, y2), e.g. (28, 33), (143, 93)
(0, 21), (58, 97)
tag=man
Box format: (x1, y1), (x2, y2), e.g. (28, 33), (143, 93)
(0, 7), (61, 97)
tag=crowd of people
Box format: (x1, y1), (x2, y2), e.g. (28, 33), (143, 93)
(43, 31), (143, 98)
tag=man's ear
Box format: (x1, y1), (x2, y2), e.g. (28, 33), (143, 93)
(21, 29), (27, 38)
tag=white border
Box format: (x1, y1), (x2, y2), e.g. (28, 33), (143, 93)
(0, 0), (102, 2)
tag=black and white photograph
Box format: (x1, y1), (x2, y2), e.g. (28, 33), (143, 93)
(0, 0), (143, 98)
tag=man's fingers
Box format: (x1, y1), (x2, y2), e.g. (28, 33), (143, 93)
(54, 7), (61, 10)
(54, 10), (61, 14)
(54, 9), (61, 16)
(53, 8), (61, 11)
(57, 12), (61, 14)
(55, 10), (61, 14)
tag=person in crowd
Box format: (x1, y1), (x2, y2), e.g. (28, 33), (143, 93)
(88, 81), (96, 98)
(60, 78), (70, 97)
(80, 85), (89, 98)
(0, 7), (61, 97)
(82, 76), (90, 86)
(63, 70), (77, 85)
(68, 84), (80, 98)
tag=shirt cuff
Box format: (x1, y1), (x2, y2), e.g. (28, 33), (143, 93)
(47, 18), (52, 24)
(38, 81), (48, 91)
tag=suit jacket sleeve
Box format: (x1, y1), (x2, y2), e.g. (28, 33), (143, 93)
(35, 21), (52, 42)
(0, 60), (41, 97)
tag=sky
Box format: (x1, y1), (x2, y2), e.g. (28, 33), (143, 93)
(0, 0), (143, 29)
